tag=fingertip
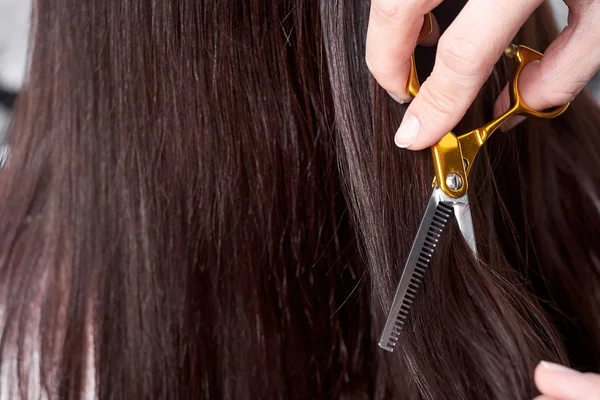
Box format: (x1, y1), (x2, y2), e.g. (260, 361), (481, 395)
(402, 129), (440, 151)
(394, 106), (446, 151)
(365, 4), (427, 105)
(366, 55), (413, 103)
(534, 361), (562, 397)
(394, 112), (420, 148)
(386, 91), (408, 104)
(398, 92), (464, 151)
(534, 361), (585, 399)
(396, 115), (455, 151)
(534, 361), (548, 385)
(404, 136), (435, 151)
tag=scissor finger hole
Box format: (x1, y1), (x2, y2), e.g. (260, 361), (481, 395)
(516, 103), (570, 119)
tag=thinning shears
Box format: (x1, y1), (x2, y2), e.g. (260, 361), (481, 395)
(379, 13), (570, 352)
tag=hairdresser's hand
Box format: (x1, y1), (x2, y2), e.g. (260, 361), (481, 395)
(365, 0), (600, 149)
(534, 361), (600, 400)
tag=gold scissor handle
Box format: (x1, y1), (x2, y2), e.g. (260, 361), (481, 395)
(431, 44), (571, 198)
(407, 13), (433, 97)
(505, 44), (569, 118)
(469, 44), (569, 141)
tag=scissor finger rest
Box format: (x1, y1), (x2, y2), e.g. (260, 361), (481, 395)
(504, 44), (569, 119)
(407, 13), (433, 98)
(431, 44), (571, 198)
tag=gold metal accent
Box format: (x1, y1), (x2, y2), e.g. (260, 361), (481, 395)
(407, 13), (433, 98)
(405, 37), (570, 198)
(432, 45), (569, 197)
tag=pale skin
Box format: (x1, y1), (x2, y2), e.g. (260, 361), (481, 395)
(534, 361), (600, 400)
(365, 0), (600, 149)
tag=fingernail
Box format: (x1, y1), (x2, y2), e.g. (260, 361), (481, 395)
(540, 361), (579, 374)
(500, 115), (526, 132)
(386, 91), (406, 104)
(394, 113), (420, 148)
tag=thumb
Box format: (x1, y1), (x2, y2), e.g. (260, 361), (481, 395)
(393, 52), (487, 149)
(534, 361), (600, 400)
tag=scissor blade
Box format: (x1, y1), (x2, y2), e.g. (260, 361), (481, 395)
(378, 188), (453, 352)
(451, 194), (477, 256)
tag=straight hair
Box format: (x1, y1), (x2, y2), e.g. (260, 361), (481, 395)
(0, 0), (600, 398)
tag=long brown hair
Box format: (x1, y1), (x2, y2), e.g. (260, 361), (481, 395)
(1, 0), (599, 398)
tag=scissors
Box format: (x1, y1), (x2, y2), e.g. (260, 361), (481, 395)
(378, 13), (570, 352)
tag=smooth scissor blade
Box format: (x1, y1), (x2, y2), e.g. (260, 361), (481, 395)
(378, 187), (477, 352)
(451, 194), (477, 256)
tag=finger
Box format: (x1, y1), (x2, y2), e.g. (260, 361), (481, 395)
(535, 361), (600, 400)
(394, 0), (544, 149)
(366, 0), (442, 103)
(493, 1), (600, 127)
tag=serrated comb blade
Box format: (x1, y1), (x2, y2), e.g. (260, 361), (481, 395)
(378, 188), (455, 352)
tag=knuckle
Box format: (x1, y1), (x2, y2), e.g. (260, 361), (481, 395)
(372, 0), (407, 22)
(437, 35), (488, 79)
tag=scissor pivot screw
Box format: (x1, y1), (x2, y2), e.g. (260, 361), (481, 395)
(504, 43), (519, 58)
(445, 173), (463, 191)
